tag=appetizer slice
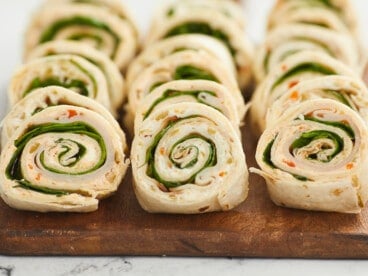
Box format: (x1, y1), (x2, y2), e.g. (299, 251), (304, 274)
(127, 50), (244, 121)
(252, 99), (368, 213)
(126, 34), (235, 88)
(267, 75), (368, 128)
(250, 51), (357, 133)
(254, 24), (359, 82)
(134, 80), (240, 135)
(2, 86), (125, 149)
(0, 105), (129, 212)
(27, 41), (125, 111)
(25, 3), (137, 71)
(132, 103), (248, 214)
(8, 55), (112, 114)
(146, 8), (253, 90)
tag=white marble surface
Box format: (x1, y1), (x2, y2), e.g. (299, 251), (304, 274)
(1, 0), (368, 275)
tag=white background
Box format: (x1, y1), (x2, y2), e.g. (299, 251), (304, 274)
(1, 1), (368, 275)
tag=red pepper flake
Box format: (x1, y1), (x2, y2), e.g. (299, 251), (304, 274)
(35, 173), (41, 181)
(283, 160), (295, 167)
(289, 90), (299, 101)
(67, 109), (78, 118)
(281, 64), (287, 71)
(288, 80), (299, 89)
(346, 163), (354, 170)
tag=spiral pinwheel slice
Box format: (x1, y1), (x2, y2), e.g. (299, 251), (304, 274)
(254, 24), (359, 82)
(45, 0), (138, 35)
(146, 9), (254, 90)
(8, 54), (112, 113)
(267, 75), (368, 128)
(152, 0), (245, 31)
(126, 34), (235, 87)
(132, 102), (248, 214)
(2, 86), (126, 149)
(0, 105), (129, 212)
(25, 4), (137, 71)
(250, 51), (357, 133)
(27, 41), (125, 111)
(134, 80), (240, 135)
(127, 50), (244, 121)
(268, 0), (357, 35)
(252, 99), (368, 213)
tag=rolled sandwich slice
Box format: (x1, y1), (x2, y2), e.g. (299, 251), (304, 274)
(151, 0), (246, 31)
(253, 24), (359, 82)
(24, 4), (137, 71)
(45, 0), (139, 36)
(127, 50), (245, 121)
(268, 0), (357, 35)
(251, 99), (368, 213)
(26, 41), (125, 111)
(126, 34), (236, 87)
(132, 102), (248, 214)
(134, 80), (240, 135)
(2, 86), (126, 150)
(250, 51), (357, 133)
(267, 75), (368, 128)
(146, 9), (254, 90)
(0, 105), (129, 212)
(8, 54), (112, 114)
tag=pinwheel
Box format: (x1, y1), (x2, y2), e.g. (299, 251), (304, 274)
(250, 51), (357, 133)
(126, 34), (235, 87)
(8, 54), (112, 113)
(27, 41), (125, 111)
(251, 99), (368, 213)
(25, 3), (137, 71)
(131, 102), (248, 214)
(0, 105), (129, 212)
(134, 80), (240, 135)
(253, 24), (359, 82)
(2, 86), (124, 149)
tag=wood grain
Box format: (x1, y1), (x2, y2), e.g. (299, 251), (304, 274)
(1, 113), (368, 258)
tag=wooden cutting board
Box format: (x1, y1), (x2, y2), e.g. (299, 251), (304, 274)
(1, 115), (368, 258)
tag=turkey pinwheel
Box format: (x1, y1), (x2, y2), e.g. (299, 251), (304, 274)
(250, 51), (357, 133)
(251, 99), (368, 213)
(146, 8), (253, 90)
(0, 105), (129, 212)
(2, 86), (124, 149)
(127, 50), (244, 122)
(126, 34), (235, 87)
(253, 24), (359, 82)
(134, 80), (240, 135)
(131, 102), (248, 214)
(267, 75), (368, 128)
(25, 3), (137, 71)
(8, 54), (111, 113)
(27, 41), (125, 111)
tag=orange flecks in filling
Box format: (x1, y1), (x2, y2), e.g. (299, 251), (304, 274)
(288, 80), (299, 89)
(67, 109), (78, 118)
(219, 171), (227, 177)
(35, 173), (41, 181)
(289, 90), (299, 101)
(28, 164), (34, 170)
(346, 163), (354, 170)
(283, 160), (295, 167)
(281, 64), (287, 71)
(159, 147), (165, 155)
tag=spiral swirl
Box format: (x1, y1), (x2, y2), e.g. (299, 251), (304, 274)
(252, 99), (368, 213)
(132, 102), (248, 214)
(0, 105), (128, 212)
